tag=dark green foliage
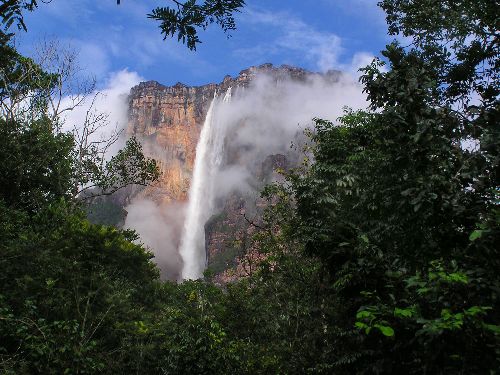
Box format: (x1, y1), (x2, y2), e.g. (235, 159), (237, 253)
(1, 0), (498, 373)
(0, 201), (160, 373)
(223, 246), (337, 373)
(0, 117), (74, 212)
(85, 200), (127, 227)
(217, 1), (498, 372)
(257, 1), (499, 371)
(115, 280), (245, 374)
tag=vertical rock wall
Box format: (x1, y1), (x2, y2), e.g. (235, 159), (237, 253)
(127, 81), (216, 204)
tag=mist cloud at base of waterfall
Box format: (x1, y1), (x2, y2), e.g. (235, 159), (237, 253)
(124, 199), (186, 281)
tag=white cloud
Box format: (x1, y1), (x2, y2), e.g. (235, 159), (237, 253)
(235, 9), (343, 72)
(60, 69), (143, 157)
(235, 9), (379, 75)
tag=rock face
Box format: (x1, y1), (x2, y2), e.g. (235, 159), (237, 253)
(126, 63), (341, 282)
(127, 63), (339, 205)
(204, 154), (290, 285)
(127, 81), (213, 204)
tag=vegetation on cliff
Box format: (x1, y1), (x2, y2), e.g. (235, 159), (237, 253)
(0, 0), (498, 373)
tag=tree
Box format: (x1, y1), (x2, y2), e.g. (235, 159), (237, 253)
(75, 136), (160, 200)
(255, 0), (499, 372)
(0, 15), (164, 370)
(0, 116), (74, 212)
(377, 0), (499, 207)
(0, 200), (161, 373)
(0, 36), (160, 204)
(380, 0), (499, 107)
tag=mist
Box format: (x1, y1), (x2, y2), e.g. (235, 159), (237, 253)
(124, 199), (185, 280)
(176, 71), (368, 279)
(60, 69), (143, 157)
(212, 72), (368, 200)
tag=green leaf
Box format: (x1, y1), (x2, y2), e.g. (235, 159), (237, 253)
(355, 321), (367, 329)
(356, 310), (374, 319)
(394, 307), (415, 318)
(374, 324), (394, 337)
(483, 324), (500, 335)
(469, 230), (483, 241)
(465, 306), (491, 316)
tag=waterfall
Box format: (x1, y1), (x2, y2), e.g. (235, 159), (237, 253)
(179, 88), (232, 280)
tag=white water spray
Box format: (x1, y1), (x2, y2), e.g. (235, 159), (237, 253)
(179, 88), (232, 280)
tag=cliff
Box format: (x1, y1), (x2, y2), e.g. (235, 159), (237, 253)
(126, 63), (341, 282)
(127, 81), (212, 204)
(127, 64), (340, 204)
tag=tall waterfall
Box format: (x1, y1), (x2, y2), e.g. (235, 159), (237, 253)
(179, 88), (232, 280)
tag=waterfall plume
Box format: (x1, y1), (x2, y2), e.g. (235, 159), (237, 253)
(178, 89), (231, 280)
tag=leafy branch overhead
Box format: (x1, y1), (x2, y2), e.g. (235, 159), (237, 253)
(146, 0), (246, 50)
(0, 0), (38, 33)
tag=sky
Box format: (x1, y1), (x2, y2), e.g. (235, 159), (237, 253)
(16, 0), (391, 88)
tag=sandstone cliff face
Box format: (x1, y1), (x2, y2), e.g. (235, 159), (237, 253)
(127, 64), (338, 204)
(127, 81), (213, 204)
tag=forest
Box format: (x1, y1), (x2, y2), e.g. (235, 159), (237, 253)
(0, 0), (498, 373)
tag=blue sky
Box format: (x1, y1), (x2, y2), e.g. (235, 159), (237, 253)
(17, 0), (390, 87)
